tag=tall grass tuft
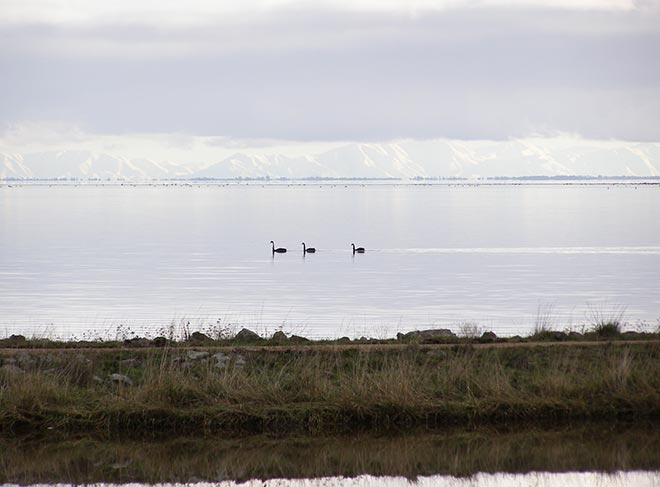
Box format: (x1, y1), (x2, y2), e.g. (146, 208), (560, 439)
(533, 302), (556, 335)
(589, 303), (626, 337)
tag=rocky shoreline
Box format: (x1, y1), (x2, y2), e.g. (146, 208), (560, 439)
(2, 321), (655, 351)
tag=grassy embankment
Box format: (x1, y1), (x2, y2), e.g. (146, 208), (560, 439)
(2, 337), (660, 435)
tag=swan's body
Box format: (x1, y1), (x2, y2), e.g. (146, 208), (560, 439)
(302, 242), (316, 253)
(351, 243), (365, 254)
(270, 241), (287, 254)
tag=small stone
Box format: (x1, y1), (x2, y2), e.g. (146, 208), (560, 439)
(120, 358), (141, 368)
(212, 352), (230, 369)
(123, 337), (150, 348)
(289, 335), (310, 343)
(92, 375), (104, 384)
(152, 336), (169, 347)
(108, 373), (133, 386)
(189, 331), (212, 343)
(187, 350), (210, 360)
(235, 328), (261, 342)
(549, 331), (568, 341)
(271, 331), (288, 342)
(15, 352), (35, 369)
(0, 364), (23, 375)
(234, 355), (247, 368)
(479, 331), (498, 343)
(399, 329), (457, 343)
(38, 352), (55, 365)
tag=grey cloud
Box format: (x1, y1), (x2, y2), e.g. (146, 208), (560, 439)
(1, 8), (659, 141)
(203, 137), (290, 149)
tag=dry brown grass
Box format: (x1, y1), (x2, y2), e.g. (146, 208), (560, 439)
(1, 343), (660, 434)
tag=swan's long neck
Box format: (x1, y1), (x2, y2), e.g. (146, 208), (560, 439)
(302, 243), (306, 251)
(271, 242), (275, 252)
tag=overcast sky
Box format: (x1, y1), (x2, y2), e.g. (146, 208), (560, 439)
(1, 0), (659, 155)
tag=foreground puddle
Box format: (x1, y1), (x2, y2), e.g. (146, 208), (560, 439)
(2, 423), (660, 485)
(6, 472), (660, 487)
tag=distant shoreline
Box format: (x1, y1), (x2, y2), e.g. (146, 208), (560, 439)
(2, 175), (660, 183)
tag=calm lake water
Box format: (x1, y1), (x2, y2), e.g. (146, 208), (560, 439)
(2, 424), (660, 486)
(1, 181), (659, 339)
(6, 473), (660, 487)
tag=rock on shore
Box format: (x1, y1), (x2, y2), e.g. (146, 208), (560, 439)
(397, 329), (457, 343)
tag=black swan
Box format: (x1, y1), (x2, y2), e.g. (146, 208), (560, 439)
(270, 241), (287, 254)
(351, 243), (365, 254)
(302, 242), (316, 253)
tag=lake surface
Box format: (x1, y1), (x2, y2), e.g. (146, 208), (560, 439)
(2, 423), (660, 485)
(1, 181), (659, 339)
(6, 473), (660, 487)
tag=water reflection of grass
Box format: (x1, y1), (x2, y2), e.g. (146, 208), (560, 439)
(1, 343), (660, 435)
(2, 424), (660, 484)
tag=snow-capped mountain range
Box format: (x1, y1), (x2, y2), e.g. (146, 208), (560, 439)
(0, 150), (195, 180)
(2, 140), (660, 180)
